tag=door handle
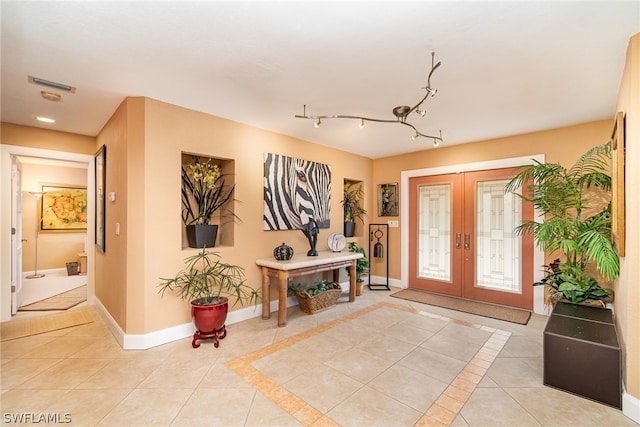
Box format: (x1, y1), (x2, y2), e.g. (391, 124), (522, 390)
(464, 233), (470, 250)
(21, 238), (28, 243)
(455, 233), (461, 249)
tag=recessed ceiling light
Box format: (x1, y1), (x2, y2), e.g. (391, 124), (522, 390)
(41, 91), (62, 102)
(36, 116), (55, 124)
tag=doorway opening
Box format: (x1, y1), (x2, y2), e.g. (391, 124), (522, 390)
(0, 145), (94, 322)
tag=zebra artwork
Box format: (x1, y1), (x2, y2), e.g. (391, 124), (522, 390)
(263, 153), (331, 230)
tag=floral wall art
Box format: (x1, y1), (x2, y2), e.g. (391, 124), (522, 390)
(263, 152), (332, 230)
(40, 185), (88, 232)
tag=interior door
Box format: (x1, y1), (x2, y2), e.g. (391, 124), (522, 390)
(11, 157), (24, 314)
(409, 168), (533, 310)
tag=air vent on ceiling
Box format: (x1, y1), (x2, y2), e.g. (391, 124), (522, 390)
(28, 76), (76, 93)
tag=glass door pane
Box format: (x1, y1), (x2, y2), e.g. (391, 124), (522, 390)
(475, 179), (522, 293)
(417, 183), (452, 281)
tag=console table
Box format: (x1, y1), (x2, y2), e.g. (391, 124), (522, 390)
(256, 251), (363, 326)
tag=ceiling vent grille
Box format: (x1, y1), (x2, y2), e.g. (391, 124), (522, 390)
(28, 76), (76, 93)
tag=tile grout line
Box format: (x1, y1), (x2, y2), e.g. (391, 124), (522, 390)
(415, 320), (512, 427)
(226, 302), (511, 427)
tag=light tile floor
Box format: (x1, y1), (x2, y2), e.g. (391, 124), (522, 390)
(1, 287), (637, 426)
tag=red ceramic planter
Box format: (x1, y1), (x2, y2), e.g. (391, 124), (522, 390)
(190, 297), (228, 348)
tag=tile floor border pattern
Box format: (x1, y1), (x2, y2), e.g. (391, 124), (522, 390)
(226, 302), (511, 427)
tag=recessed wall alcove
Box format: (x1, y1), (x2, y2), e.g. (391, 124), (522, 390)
(181, 152), (236, 249)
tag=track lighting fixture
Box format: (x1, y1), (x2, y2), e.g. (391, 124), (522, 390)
(295, 52), (444, 146)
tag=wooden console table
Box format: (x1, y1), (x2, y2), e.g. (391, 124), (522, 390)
(256, 251), (363, 326)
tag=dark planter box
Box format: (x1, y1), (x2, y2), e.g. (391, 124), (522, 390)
(186, 224), (218, 248)
(344, 221), (355, 237)
(543, 302), (621, 409)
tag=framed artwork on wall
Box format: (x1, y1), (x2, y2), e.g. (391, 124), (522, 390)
(95, 145), (106, 252)
(378, 183), (398, 217)
(39, 185), (88, 232)
(611, 112), (625, 257)
(263, 152), (332, 230)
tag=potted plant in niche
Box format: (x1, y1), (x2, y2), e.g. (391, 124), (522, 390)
(342, 182), (366, 237)
(158, 248), (260, 348)
(346, 242), (369, 295)
(505, 142), (618, 307)
(182, 156), (236, 248)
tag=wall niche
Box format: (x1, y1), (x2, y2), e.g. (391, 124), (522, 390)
(343, 178), (365, 238)
(181, 152), (236, 249)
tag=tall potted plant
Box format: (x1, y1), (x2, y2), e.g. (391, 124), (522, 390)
(342, 182), (366, 237)
(182, 157), (236, 248)
(346, 242), (369, 295)
(505, 142), (618, 306)
(158, 248), (260, 348)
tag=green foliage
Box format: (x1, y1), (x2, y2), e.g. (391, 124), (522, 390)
(342, 182), (366, 223)
(288, 279), (338, 298)
(536, 260), (613, 304)
(182, 157), (236, 225)
(505, 142), (618, 303)
(346, 242), (369, 282)
(158, 248), (260, 306)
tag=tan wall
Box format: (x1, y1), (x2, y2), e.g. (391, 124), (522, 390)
(0, 123), (93, 272)
(371, 120), (613, 280)
(94, 99), (134, 331)
(1, 122), (96, 155)
(95, 98), (372, 334)
(615, 32), (640, 402)
(21, 163), (87, 271)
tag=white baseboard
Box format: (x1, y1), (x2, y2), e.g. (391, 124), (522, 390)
(623, 389), (640, 424)
(93, 296), (298, 350)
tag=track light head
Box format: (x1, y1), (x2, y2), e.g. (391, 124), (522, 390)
(313, 119), (321, 128)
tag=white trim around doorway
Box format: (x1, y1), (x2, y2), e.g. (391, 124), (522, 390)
(0, 144), (94, 322)
(400, 155), (549, 316)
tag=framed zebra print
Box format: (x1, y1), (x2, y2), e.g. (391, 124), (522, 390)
(263, 153), (331, 230)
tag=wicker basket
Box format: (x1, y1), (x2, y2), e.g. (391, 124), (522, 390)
(296, 282), (342, 314)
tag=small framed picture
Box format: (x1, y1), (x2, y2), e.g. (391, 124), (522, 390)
(378, 183), (398, 217)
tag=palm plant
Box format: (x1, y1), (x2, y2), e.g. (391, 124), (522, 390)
(505, 142), (618, 304)
(342, 182), (366, 223)
(158, 248), (260, 306)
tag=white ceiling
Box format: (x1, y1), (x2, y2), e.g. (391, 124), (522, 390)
(2, 1), (639, 159)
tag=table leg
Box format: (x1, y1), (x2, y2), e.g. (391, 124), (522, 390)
(261, 267), (270, 319)
(278, 270), (289, 327)
(348, 259), (356, 302)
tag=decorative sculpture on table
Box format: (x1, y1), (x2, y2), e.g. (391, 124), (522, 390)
(302, 219), (319, 256)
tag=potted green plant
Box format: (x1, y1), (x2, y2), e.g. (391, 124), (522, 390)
(182, 156), (236, 248)
(346, 242), (369, 295)
(505, 142), (618, 306)
(288, 279), (342, 314)
(158, 248), (260, 348)
(342, 182), (366, 237)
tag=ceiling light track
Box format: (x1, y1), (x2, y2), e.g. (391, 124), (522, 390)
(295, 52), (444, 147)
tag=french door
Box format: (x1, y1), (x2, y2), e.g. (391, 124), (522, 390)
(408, 168), (533, 310)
